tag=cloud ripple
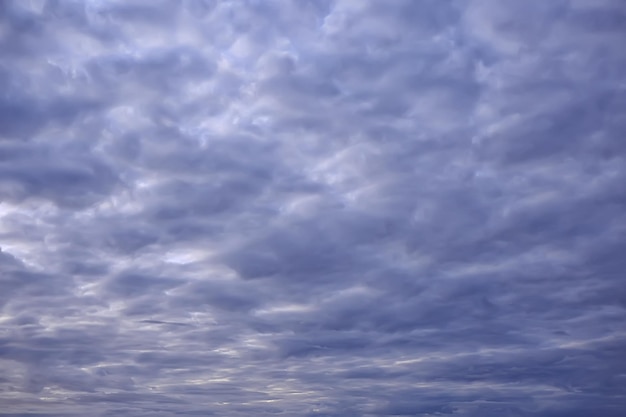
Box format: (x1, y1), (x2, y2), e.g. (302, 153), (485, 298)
(0, 1), (624, 416)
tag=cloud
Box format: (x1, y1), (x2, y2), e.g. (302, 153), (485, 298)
(1, 0), (624, 415)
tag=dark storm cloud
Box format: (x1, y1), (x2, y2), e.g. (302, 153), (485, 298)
(1, 0), (624, 416)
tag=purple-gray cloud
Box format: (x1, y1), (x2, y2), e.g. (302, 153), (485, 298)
(1, 1), (625, 416)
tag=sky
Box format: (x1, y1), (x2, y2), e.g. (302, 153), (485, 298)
(0, 0), (625, 416)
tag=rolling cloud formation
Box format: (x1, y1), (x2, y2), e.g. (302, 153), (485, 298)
(1, 1), (625, 416)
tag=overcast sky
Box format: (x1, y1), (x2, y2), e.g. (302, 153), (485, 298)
(1, 0), (625, 416)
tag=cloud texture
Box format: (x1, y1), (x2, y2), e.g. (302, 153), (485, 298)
(1, 1), (625, 415)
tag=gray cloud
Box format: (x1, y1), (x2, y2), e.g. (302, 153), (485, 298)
(1, 0), (624, 415)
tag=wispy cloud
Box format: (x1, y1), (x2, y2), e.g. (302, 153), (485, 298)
(1, 1), (625, 416)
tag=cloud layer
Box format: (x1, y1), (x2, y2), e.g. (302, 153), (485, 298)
(1, 1), (625, 416)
